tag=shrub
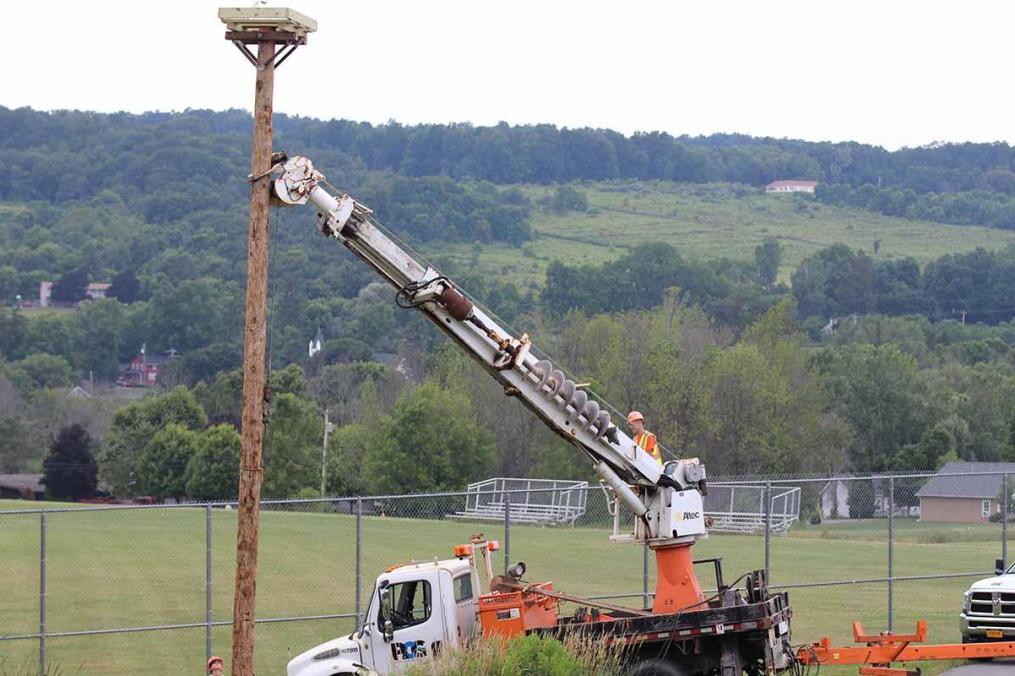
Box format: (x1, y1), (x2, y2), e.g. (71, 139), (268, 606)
(406, 633), (622, 676)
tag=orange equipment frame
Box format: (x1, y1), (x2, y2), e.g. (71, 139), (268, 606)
(651, 543), (706, 614)
(798, 620), (1015, 676)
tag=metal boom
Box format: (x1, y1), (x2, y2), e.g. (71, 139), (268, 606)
(273, 156), (707, 544)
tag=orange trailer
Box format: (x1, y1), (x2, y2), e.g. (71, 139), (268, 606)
(798, 620), (1015, 675)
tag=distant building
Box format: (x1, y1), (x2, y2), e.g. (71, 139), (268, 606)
(39, 281), (112, 308)
(0, 474), (45, 500)
(116, 347), (176, 388)
(916, 461), (1015, 523)
(819, 479), (851, 519)
(309, 327), (323, 358)
(765, 180), (818, 194)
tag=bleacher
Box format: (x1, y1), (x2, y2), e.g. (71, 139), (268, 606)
(704, 484), (801, 534)
(448, 478), (589, 526)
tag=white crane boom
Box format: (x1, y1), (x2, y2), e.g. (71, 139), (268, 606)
(273, 156), (707, 544)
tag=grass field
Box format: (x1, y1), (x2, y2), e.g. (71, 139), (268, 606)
(434, 182), (1015, 293)
(0, 499), (1006, 675)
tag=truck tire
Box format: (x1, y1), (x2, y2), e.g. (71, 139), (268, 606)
(627, 658), (688, 676)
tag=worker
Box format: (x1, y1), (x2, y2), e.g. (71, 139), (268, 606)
(627, 411), (662, 465)
(207, 656), (224, 675)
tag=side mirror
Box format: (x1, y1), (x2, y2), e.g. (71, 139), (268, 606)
(380, 587), (394, 642)
(997, 558), (1006, 576)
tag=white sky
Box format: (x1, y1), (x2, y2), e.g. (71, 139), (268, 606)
(5, 1), (1012, 150)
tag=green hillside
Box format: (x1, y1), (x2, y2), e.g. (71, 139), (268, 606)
(434, 182), (1015, 292)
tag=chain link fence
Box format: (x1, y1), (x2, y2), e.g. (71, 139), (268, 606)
(1, 470), (1012, 674)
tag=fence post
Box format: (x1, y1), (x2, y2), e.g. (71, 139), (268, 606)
(39, 511), (46, 674)
(643, 544), (649, 610)
(206, 505), (213, 662)
(355, 498), (362, 625)
(504, 491), (511, 576)
(1004, 474), (1009, 567)
(764, 482), (771, 583)
(888, 476), (895, 632)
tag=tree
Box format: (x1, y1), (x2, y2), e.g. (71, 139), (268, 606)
(324, 422), (372, 496)
(819, 343), (929, 471)
(193, 368), (243, 427)
(550, 185), (588, 213)
(262, 392), (321, 498)
(754, 238), (781, 289)
(42, 424), (97, 500)
(0, 308), (28, 359)
(50, 269), (90, 304)
(107, 269), (143, 303)
(99, 387), (208, 495)
(270, 363), (307, 397)
(178, 342), (241, 386)
(311, 362), (383, 426)
(9, 353), (73, 392)
(75, 299), (126, 379)
(135, 423), (199, 501)
(0, 417), (35, 473)
(145, 277), (240, 352)
(362, 383), (495, 494)
(184, 424), (241, 501)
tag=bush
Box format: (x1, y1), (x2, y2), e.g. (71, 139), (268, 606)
(405, 634), (621, 675)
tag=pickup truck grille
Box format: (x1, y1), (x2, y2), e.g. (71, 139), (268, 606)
(970, 591), (1015, 617)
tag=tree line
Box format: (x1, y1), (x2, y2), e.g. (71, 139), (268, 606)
(5, 107), (1015, 234)
(17, 297), (1015, 501)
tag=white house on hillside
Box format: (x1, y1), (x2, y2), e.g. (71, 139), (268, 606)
(765, 180), (818, 194)
(39, 281), (112, 307)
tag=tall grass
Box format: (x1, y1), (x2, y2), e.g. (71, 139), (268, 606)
(405, 633), (624, 676)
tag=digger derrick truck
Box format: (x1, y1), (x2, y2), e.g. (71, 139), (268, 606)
(274, 155), (792, 676)
(274, 156), (1015, 676)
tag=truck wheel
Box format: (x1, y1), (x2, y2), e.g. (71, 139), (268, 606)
(627, 658), (688, 676)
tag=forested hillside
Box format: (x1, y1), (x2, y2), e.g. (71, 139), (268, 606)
(5, 106), (1015, 502)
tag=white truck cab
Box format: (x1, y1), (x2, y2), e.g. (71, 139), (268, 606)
(961, 558), (1015, 643)
(286, 540), (496, 676)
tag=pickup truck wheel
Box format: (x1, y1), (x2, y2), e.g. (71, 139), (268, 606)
(627, 658), (688, 676)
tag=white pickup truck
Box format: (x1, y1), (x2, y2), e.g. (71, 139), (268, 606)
(961, 558), (1015, 643)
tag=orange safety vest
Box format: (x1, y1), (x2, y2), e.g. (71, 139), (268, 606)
(635, 431), (662, 466)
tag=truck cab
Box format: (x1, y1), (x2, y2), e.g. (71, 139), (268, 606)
(961, 558), (1015, 643)
(286, 540), (496, 676)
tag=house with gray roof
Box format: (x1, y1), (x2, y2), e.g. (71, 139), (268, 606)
(0, 474), (44, 500)
(915, 461), (1015, 523)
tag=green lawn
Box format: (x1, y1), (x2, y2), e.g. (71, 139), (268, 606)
(0, 501), (1007, 675)
(430, 182), (1015, 293)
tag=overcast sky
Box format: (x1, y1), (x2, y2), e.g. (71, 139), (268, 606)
(5, 1), (1011, 150)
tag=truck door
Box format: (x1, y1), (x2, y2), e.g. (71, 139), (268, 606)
(373, 572), (448, 673)
(451, 572), (478, 642)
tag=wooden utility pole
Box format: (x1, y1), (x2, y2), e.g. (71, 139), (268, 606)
(320, 408), (331, 496)
(232, 37), (274, 676)
(218, 8), (316, 675)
